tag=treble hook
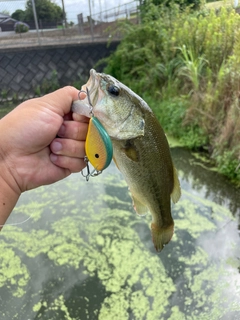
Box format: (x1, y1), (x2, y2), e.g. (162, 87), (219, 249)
(81, 157), (102, 181)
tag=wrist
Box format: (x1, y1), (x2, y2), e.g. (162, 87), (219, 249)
(0, 172), (20, 227)
(0, 151), (21, 227)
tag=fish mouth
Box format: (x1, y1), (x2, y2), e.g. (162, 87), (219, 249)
(71, 70), (100, 118)
(81, 69), (100, 108)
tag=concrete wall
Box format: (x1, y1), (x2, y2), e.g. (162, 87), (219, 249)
(0, 41), (119, 100)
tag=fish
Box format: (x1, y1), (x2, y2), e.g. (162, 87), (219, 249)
(72, 69), (181, 252)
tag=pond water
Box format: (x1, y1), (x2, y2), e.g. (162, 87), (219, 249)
(0, 107), (240, 319)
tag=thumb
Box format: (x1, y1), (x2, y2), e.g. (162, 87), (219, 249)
(40, 86), (80, 117)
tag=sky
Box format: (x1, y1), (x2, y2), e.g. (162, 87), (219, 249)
(0, 0), (137, 23)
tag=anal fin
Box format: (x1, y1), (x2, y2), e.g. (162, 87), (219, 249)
(171, 166), (181, 204)
(131, 194), (149, 216)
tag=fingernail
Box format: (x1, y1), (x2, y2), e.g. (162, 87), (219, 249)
(58, 124), (66, 136)
(51, 141), (62, 153)
(79, 92), (87, 99)
(50, 153), (58, 163)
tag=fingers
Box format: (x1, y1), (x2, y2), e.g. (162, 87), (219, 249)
(41, 86), (80, 116)
(39, 86), (88, 118)
(50, 154), (86, 173)
(48, 88), (89, 173)
(57, 120), (89, 140)
(50, 138), (86, 173)
(50, 118), (88, 173)
(72, 113), (90, 122)
(79, 91), (87, 99)
(51, 139), (85, 158)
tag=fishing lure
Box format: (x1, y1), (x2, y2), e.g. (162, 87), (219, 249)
(80, 88), (113, 181)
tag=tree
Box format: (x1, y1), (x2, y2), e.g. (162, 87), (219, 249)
(24, 0), (63, 22)
(11, 9), (26, 21)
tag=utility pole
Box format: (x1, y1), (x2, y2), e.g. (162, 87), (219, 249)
(88, 0), (94, 42)
(99, 0), (102, 21)
(31, 0), (41, 45)
(61, 0), (67, 29)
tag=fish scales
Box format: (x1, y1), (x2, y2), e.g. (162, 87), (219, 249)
(72, 69), (181, 252)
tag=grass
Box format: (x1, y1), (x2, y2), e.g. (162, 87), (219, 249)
(205, 0), (234, 9)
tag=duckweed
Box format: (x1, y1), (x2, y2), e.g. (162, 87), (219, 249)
(0, 163), (239, 319)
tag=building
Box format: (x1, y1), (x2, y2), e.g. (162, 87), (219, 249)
(0, 13), (17, 32)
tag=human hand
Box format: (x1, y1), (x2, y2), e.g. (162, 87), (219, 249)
(0, 86), (88, 195)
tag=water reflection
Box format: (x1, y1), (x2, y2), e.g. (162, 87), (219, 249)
(171, 147), (240, 218)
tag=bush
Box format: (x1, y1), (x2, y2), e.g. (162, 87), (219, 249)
(14, 21), (29, 33)
(104, 4), (240, 183)
(215, 150), (240, 183)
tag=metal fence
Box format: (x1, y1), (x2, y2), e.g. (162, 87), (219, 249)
(0, 1), (140, 49)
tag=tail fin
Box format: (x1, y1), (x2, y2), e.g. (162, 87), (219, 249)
(151, 222), (174, 252)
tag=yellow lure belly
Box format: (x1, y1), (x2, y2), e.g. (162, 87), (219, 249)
(85, 117), (113, 171)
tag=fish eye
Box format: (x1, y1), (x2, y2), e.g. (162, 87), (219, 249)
(107, 84), (120, 96)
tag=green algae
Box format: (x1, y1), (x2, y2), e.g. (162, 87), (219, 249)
(14, 201), (47, 221)
(0, 166), (240, 319)
(168, 306), (185, 320)
(0, 242), (29, 298)
(182, 263), (240, 318)
(174, 199), (217, 239)
(32, 295), (77, 320)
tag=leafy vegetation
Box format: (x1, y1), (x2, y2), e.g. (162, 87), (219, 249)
(11, 0), (63, 23)
(11, 9), (25, 21)
(104, 2), (240, 184)
(14, 22), (29, 33)
(140, 0), (201, 11)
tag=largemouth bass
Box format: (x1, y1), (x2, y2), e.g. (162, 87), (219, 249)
(72, 69), (181, 252)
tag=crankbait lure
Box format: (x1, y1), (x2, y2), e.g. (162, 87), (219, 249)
(85, 116), (113, 171)
(80, 88), (113, 181)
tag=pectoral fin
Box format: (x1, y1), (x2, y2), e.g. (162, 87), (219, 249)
(122, 140), (139, 162)
(171, 166), (181, 204)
